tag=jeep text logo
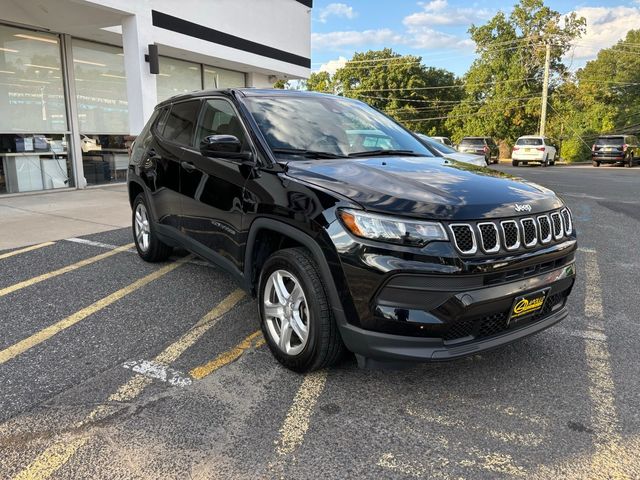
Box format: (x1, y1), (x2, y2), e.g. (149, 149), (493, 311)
(514, 203), (532, 212)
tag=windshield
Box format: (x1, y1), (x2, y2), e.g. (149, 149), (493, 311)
(596, 137), (624, 146)
(516, 138), (543, 146)
(417, 134), (456, 154)
(460, 138), (485, 145)
(243, 94), (435, 158)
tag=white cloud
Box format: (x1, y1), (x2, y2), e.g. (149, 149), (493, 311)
(311, 29), (402, 50)
(317, 3), (357, 23)
(403, 0), (493, 27)
(569, 6), (640, 60)
(318, 56), (348, 75)
(408, 28), (475, 50)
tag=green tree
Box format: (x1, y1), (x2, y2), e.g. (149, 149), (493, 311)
(445, 0), (585, 148)
(545, 29), (640, 162)
(272, 79), (289, 89)
(306, 49), (462, 135)
(305, 71), (333, 93)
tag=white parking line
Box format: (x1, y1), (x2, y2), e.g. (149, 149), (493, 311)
(551, 326), (607, 342)
(122, 360), (192, 387)
(66, 237), (136, 252)
(65, 237), (213, 268)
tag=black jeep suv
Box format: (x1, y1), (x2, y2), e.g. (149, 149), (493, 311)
(592, 134), (639, 167)
(128, 89), (577, 372)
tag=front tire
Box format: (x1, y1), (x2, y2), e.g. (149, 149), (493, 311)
(258, 248), (344, 373)
(132, 193), (172, 262)
(593, 160), (600, 167)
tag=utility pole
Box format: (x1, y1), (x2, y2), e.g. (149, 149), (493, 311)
(539, 42), (551, 137)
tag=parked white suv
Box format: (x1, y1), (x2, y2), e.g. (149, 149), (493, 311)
(511, 136), (557, 167)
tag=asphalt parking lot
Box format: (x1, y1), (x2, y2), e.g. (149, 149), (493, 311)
(1, 164), (639, 479)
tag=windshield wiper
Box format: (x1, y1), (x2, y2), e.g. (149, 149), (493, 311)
(271, 148), (346, 159)
(347, 149), (421, 158)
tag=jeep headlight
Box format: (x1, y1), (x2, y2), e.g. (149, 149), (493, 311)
(338, 209), (448, 247)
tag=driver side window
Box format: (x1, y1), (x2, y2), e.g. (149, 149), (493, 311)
(195, 99), (247, 149)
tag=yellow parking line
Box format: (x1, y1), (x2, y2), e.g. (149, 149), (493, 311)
(12, 289), (245, 480)
(275, 370), (328, 455)
(582, 249), (630, 477)
(0, 243), (134, 298)
(0, 241), (55, 260)
(189, 330), (264, 380)
(0, 256), (188, 366)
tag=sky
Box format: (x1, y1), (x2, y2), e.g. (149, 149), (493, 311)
(310, 0), (640, 76)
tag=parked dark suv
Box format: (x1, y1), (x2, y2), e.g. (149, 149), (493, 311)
(592, 134), (638, 167)
(128, 89), (577, 372)
(458, 136), (499, 164)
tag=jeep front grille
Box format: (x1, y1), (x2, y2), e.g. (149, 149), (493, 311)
(448, 209), (572, 256)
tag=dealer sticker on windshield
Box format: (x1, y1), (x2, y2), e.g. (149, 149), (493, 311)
(509, 289), (550, 324)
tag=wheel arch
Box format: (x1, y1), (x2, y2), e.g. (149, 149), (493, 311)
(244, 218), (348, 327)
(128, 179), (145, 207)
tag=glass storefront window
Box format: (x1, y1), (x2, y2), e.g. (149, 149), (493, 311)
(72, 39), (129, 186)
(0, 25), (72, 193)
(203, 66), (246, 89)
(72, 39), (128, 134)
(156, 57), (201, 102)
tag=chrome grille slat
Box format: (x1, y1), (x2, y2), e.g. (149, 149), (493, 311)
(501, 220), (521, 251)
(561, 208), (573, 235)
(449, 224), (477, 254)
(520, 218), (537, 247)
(550, 212), (563, 240)
(477, 222), (500, 253)
(537, 215), (552, 244)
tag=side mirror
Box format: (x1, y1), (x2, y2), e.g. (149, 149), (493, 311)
(200, 135), (241, 154)
(199, 134), (254, 162)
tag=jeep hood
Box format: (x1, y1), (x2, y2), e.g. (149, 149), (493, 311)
(284, 156), (563, 220)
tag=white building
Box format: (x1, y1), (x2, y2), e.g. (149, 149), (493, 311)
(0, 0), (311, 193)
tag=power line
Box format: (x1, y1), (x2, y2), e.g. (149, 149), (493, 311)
(338, 77), (540, 93)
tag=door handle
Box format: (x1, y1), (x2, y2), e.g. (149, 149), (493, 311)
(181, 161), (197, 172)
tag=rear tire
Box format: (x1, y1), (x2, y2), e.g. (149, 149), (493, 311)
(592, 160), (600, 167)
(132, 193), (172, 262)
(258, 247), (345, 373)
(512, 160), (519, 167)
(626, 154), (633, 168)
(542, 155), (548, 167)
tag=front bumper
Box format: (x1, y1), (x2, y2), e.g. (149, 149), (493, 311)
(337, 262), (575, 363)
(340, 306), (568, 363)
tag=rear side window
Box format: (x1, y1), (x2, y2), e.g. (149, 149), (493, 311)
(130, 109), (161, 165)
(163, 100), (202, 146)
(596, 136), (624, 146)
(516, 138), (543, 146)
